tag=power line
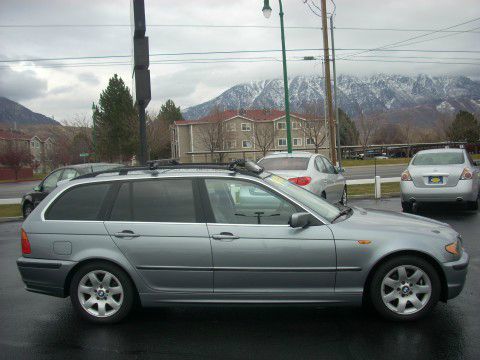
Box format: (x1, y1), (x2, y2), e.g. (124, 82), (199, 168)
(338, 59), (480, 66)
(3, 47), (480, 64)
(1, 23), (479, 33)
(339, 16), (480, 60)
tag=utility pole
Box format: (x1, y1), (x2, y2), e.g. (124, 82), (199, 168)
(330, 14), (342, 168)
(320, 0), (336, 164)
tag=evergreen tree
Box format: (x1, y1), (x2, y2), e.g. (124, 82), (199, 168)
(447, 111), (479, 143)
(338, 108), (359, 145)
(158, 99), (183, 124)
(93, 74), (138, 162)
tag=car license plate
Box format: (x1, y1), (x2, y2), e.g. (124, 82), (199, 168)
(428, 176), (443, 184)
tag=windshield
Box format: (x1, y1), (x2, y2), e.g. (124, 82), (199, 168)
(258, 157), (309, 171)
(264, 174), (341, 222)
(412, 152), (464, 166)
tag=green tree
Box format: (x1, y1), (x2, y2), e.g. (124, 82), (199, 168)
(447, 111), (479, 143)
(147, 99), (183, 159)
(338, 108), (359, 145)
(93, 74), (138, 162)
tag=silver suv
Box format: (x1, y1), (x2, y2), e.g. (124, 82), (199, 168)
(17, 161), (468, 323)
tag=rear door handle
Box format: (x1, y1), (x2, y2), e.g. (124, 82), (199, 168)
(114, 230), (140, 238)
(212, 232), (239, 241)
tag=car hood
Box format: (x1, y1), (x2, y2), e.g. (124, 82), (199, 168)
(328, 206), (456, 241)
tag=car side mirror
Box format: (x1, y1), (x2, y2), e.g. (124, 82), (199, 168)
(289, 212), (313, 229)
(33, 185), (42, 192)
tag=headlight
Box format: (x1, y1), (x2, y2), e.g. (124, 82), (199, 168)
(445, 240), (461, 256)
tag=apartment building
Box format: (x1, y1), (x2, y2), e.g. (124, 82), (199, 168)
(171, 109), (329, 163)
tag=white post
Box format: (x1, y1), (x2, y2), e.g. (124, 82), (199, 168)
(374, 176), (381, 199)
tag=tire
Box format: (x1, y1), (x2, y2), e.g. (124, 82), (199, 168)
(401, 201), (413, 213)
(321, 191), (327, 200)
(70, 262), (135, 324)
(23, 202), (34, 218)
(369, 255), (440, 321)
(466, 200), (478, 211)
(340, 186), (347, 205)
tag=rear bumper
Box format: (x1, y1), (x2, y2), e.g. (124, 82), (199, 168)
(17, 257), (77, 298)
(400, 180), (478, 202)
(441, 251), (469, 300)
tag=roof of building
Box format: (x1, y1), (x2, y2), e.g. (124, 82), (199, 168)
(174, 109), (308, 125)
(0, 128), (52, 142)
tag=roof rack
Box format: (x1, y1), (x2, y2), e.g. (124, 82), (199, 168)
(75, 159), (263, 179)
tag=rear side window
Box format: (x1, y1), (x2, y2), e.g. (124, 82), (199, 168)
(109, 179), (197, 223)
(258, 157), (310, 170)
(412, 152), (464, 165)
(46, 183), (111, 220)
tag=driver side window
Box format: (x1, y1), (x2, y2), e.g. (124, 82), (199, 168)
(205, 179), (299, 225)
(42, 170), (63, 192)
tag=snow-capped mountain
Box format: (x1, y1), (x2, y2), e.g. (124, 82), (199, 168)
(183, 74), (480, 125)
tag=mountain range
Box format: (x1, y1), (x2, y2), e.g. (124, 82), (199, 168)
(0, 97), (59, 126)
(183, 74), (480, 127)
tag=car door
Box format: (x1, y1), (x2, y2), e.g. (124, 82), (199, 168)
(314, 156), (334, 199)
(321, 157), (345, 202)
(202, 177), (336, 295)
(104, 178), (213, 293)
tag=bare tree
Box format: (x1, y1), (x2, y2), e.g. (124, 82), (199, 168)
(197, 107), (226, 162)
(254, 122), (276, 157)
(146, 110), (172, 160)
(0, 141), (33, 180)
(357, 109), (381, 158)
(300, 104), (327, 153)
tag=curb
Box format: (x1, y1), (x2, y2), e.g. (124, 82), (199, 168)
(349, 192), (400, 200)
(0, 179), (42, 184)
(0, 216), (23, 223)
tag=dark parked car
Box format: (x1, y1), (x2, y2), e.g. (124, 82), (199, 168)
(21, 163), (123, 218)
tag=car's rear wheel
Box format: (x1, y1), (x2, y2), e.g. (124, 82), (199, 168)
(23, 202), (34, 218)
(70, 262), (134, 324)
(466, 198), (478, 211)
(401, 201), (413, 213)
(370, 256), (440, 321)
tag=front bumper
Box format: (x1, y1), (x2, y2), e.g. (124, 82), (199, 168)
(401, 180), (478, 202)
(17, 257), (77, 298)
(441, 251), (469, 300)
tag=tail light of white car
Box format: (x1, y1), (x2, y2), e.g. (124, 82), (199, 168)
(21, 229), (31, 255)
(401, 170), (412, 181)
(288, 176), (312, 186)
(460, 168), (473, 180)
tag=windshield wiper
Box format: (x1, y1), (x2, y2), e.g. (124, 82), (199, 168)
(331, 207), (353, 223)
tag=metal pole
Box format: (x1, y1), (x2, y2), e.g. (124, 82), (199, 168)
(330, 14), (342, 168)
(278, 0), (292, 154)
(138, 103), (147, 165)
(320, 0), (336, 164)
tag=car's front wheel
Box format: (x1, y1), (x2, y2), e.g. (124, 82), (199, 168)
(70, 262), (134, 324)
(370, 256), (440, 321)
(23, 202), (34, 218)
(401, 201), (413, 213)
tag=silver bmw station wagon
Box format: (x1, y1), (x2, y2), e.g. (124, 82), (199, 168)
(17, 161), (468, 323)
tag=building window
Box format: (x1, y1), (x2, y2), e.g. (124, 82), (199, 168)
(291, 121), (300, 130)
(30, 141), (34, 148)
(226, 140), (237, 149)
(293, 138), (302, 146)
(277, 122), (286, 130)
(226, 122), (236, 131)
(306, 138), (314, 145)
(277, 138), (287, 147)
(241, 123), (251, 131)
(242, 140), (252, 148)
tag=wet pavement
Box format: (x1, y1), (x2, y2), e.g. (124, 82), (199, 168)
(0, 198), (478, 360)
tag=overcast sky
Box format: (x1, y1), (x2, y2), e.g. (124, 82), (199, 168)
(0, 0), (479, 122)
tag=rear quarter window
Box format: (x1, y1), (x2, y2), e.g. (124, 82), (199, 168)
(45, 183), (111, 220)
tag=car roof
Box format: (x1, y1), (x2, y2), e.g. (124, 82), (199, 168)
(261, 151), (316, 159)
(415, 148), (465, 155)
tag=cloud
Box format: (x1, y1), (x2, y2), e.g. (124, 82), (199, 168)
(77, 72), (100, 86)
(0, 66), (48, 101)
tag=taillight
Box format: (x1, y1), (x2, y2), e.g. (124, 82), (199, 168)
(460, 168), (473, 180)
(401, 170), (412, 181)
(21, 229), (31, 255)
(288, 176), (312, 186)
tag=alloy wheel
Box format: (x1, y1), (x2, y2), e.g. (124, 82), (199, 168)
(77, 270), (124, 318)
(381, 265), (432, 315)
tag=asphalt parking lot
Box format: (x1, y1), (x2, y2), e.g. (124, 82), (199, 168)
(0, 198), (478, 360)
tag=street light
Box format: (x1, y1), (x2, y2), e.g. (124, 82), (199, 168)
(261, 0), (292, 153)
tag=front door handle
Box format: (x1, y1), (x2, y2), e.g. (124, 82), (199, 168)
(114, 230), (140, 238)
(212, 232), (239, 241)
